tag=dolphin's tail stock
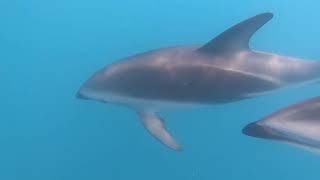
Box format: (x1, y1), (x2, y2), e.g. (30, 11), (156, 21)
(297, 60), (320, 84)
(311, 61), (320, 82)
(276, 57), (320, 85)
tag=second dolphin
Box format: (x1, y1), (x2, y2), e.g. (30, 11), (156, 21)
(243, 96), (320, 153)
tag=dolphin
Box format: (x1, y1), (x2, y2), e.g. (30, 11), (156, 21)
(242, 96), (320, 153)
(77, 12), (320, 151)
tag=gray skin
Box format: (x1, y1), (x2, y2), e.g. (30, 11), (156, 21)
(77, 13), (320, 151)
(243, 97), (320, 153)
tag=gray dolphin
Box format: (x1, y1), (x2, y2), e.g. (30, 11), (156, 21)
(243, 97), (320, 153)
(77, 13), (320, 151)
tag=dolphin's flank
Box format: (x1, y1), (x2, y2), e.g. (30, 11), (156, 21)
(77, 13), (320, 151)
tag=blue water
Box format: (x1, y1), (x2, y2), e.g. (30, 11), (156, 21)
(2, 0), (320, 179)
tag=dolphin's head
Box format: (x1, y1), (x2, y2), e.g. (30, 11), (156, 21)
(242, 121), (285, 141)
(76, 62), (125, 102)
(76, 68), (108, 101)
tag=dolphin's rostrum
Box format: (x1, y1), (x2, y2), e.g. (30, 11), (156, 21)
(243, 97), (320, 153)
(77, 13), (320, 151)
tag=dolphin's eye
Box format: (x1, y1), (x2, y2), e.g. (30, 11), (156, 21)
(183, 81), (193, 86)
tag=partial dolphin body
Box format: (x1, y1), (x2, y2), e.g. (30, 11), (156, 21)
(243, 97), (320, 153)
(77, 13), (320, 151)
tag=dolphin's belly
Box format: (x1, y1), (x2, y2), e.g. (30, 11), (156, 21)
(104, 92), (199, 111)
(103, 64), (280, 104)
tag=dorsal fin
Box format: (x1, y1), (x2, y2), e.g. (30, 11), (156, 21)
(197, 13), (273, 54)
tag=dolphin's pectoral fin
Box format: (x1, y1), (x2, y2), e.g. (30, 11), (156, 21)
(138, 111), (181, 151)
(198, 12), (273, 54)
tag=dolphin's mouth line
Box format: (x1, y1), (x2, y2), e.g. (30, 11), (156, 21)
(76, 91), (90, 100)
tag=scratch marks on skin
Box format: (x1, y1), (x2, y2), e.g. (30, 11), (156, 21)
(211, 51), (283, 85)
(152, 55), (172, 70)
(228, 51), (251, 70)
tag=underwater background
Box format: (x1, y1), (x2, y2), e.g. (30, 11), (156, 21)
(2, 0), (320, 179)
